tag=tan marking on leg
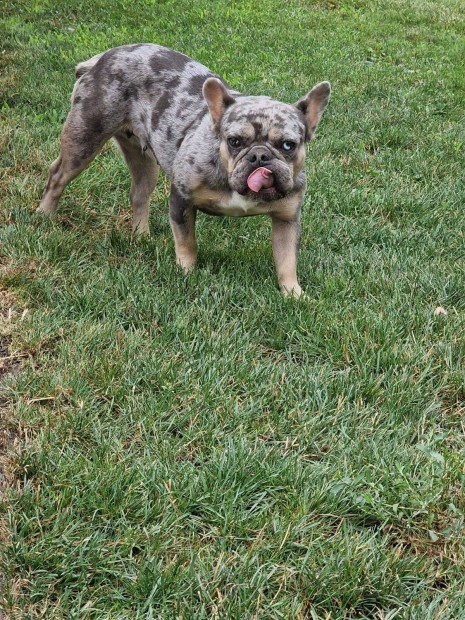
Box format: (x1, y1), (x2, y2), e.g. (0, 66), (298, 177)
(170, 209), (197, 272)
(271, 215), (302, 298)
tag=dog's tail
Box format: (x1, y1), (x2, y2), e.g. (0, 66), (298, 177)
(75, 52), (105, 78)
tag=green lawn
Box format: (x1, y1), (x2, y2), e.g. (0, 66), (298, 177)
(1, 0), (465, 617)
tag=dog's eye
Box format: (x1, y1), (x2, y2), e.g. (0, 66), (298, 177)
(282, 141), (296, 152)
(228, 137), (242, 148)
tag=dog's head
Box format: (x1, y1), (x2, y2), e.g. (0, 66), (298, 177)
(203, 78), (330, 201)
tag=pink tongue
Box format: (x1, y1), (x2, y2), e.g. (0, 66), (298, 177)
(247, 167), (274, 193)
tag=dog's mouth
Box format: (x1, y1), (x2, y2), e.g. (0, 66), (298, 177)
(229, 156), (292, 202)
(244, 167), (283, 201)
(247, 167), (274, 192)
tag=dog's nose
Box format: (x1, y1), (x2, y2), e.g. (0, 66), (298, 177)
(247, 147), (272, 165)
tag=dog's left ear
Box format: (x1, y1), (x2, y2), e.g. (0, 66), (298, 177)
(295, 81), (331, 141)
(203, 78), (236, 130)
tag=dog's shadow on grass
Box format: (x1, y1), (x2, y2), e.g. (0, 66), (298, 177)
(30, 202), (282, 292)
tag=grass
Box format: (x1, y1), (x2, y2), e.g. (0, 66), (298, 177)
(1, 0), (465, 617)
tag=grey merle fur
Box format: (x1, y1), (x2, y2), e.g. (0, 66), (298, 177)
(38, 44), (330, 297)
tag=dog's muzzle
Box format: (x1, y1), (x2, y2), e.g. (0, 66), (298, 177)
(228, 145), (292, 201)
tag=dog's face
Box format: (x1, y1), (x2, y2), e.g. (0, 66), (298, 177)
(203, 79), (330, 202)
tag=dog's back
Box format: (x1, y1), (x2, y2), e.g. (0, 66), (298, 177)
(69, 44), (224, 177)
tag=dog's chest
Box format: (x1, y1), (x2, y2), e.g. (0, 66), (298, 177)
(193, 188), (269, 217)
(217, 192), (269, 216)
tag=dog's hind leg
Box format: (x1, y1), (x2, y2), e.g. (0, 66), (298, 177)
(114, 133), (159, 235)
(38, 116), (107, 216)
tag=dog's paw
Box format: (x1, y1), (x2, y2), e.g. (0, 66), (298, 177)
(36, 201), (56, 216)
(176, 256), (197, 274)
(280, 283), (303, 299)
(132, 226), (151, 238)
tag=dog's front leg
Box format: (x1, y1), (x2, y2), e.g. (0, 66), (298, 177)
(169, 185), (197, 272)
(271, 215), (302, 298)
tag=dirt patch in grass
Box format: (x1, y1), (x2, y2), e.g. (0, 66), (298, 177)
(0, 287), (25, 499)
(0, 334), (22, 388)
(0, 283), (28, 620)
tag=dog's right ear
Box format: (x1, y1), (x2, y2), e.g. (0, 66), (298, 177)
(203, 78), (236, 130)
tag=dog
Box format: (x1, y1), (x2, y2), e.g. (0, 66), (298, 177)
(38, 44), (330, 297)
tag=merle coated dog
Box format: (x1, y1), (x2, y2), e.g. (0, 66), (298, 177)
(39, 44), (330, 297)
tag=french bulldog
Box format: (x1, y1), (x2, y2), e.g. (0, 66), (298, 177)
(38, 44), (330, 297)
